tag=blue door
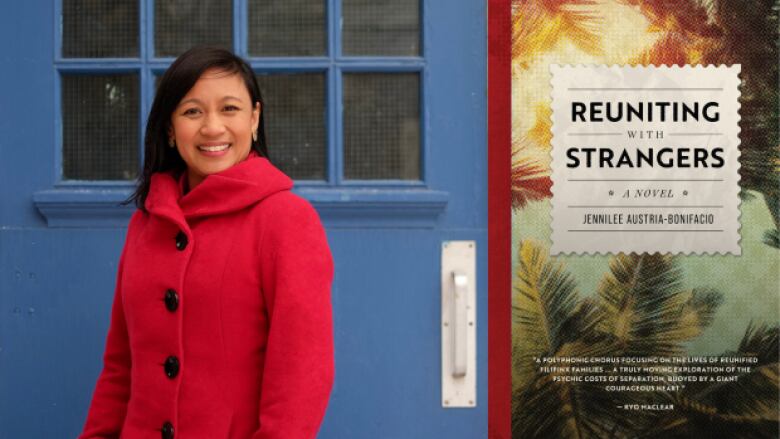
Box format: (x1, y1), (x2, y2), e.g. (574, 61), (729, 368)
(0, 1), (487, 437)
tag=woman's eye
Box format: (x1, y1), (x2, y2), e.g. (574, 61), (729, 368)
(183, 108), (200, 116)
(224, 105), (239, 112)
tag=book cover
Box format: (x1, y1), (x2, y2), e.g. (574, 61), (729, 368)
(510, 1), (779, 437)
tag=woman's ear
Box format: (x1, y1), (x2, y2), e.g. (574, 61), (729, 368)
(252, 102), (261, 132)
(167, 126), (176, 147)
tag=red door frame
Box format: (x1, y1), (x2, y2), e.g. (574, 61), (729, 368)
(488, 0), (511, 437)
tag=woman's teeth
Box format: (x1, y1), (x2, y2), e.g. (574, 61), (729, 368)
(198, 144), (230, 152)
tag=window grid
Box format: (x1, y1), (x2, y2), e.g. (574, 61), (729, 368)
(56, 0), (425, 185)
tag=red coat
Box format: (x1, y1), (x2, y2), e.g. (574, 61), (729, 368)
(79, 152), (335, 439)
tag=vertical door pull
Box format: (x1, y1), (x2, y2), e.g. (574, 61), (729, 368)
(452, 271), (468, 378)
(441, 240), (476, 407)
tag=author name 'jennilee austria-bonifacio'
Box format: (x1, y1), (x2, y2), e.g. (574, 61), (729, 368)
(582, 213), (716, 225)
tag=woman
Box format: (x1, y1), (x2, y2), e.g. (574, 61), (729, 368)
(79, 46), (335, 439)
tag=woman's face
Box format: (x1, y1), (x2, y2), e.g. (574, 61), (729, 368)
(169, 68), (260, 190)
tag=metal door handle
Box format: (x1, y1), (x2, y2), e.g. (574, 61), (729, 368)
(441, 240), (476, 407)
(451, 271), (468, 378)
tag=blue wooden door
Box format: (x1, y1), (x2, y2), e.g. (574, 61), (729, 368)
(0, 1), (487, 437)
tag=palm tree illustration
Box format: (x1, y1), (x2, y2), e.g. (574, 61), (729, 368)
(512, 240), (779, 438)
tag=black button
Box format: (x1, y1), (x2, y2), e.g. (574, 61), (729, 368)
(161, 421), (174, 439)
(164, 289), (179, 312)
(164, 356), (180, 379)
(175, 231), (188, 251)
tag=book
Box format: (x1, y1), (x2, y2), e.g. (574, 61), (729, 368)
(509, 1), (780, 437)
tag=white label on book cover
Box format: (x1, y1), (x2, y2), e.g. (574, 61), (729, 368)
(550, 65), (741, 255)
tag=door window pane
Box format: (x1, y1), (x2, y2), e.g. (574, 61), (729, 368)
(342, 0), (420, 56)
(257, 73), (327, 180)
(62, 74), (139, 180)
(155, 0), (233, 58)
(62, 0), (139, 58)
(248, 0), (326, 56)
(343, 73), (420, 180)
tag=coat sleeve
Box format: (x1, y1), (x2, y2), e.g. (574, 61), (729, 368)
(78, 232), (133, 439)
(254, 196), (335, 439)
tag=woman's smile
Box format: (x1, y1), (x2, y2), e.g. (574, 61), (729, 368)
(197, 142), (232, 156)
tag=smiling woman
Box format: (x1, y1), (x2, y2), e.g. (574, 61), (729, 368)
(169, 69), (261, 191)
(78, 46), (335, 439)
(131, 46), (269, 207)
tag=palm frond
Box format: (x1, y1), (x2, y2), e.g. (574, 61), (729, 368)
(736, 323), (779, 365)
(628, 31), (694, 66)
(552, 1), (603, 56)
(514, 363), (622, 439)
(512, 240), (582, 388)
(528, 105), (553, 147)
(513, 3), (560, 67)
(762, 229), (779, 248)
(616, 0), (719, 37)
(512, 0), (603, 66)
(595, 254), (723, 357)
(511, 126), (553, 209)
(665, 288), (723, 341)
(702, 323), (780, 428)
(511, 157), (553, 209)
(647, 324), (780, 438)
(512, 242), (654, 438)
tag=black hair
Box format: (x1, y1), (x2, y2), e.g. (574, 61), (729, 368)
(126, 45), (267, 211)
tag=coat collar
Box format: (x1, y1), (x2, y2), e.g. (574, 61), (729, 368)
(145, 151), (293, 227)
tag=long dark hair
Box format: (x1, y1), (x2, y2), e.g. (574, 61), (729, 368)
(126, 46), (267, 211)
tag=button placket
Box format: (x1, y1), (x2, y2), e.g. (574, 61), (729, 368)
(164, 228), (187, 437)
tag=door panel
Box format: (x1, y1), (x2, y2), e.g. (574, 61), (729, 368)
(322, 231), (487, 438)
(0, 0), (487, 437)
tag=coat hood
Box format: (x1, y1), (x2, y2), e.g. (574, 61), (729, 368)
(144, 151), (293, 224)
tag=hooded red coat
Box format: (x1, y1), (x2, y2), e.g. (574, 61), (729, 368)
(79, 152), (335, 439)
